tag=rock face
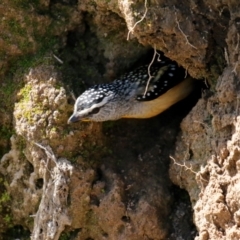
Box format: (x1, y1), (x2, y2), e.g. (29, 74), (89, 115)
(0, 0), (240, 240)
(170, 67), (240, 239)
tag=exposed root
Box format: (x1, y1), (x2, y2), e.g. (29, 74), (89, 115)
(143, 46), (161, 96)
(170, 154), (208, 191)
(127, 0), (148, 40)
(235, 33), (240, 52)
(170, 155), (197, 176)
(232, 61), (239, 75)
(237, 96), (240, 116)
(204, 77), (209, 88)
(232, 33), (240, 75)
(175, 11), (197, 50)
(224, 47), (230, 65)
(70, 91), (77, 101)
(185, 65), (190, 78)
(53, 54), (64, 64)
(161, 37), (167, 47)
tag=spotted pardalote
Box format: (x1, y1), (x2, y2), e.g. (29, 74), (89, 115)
(68, 57), (194, 122)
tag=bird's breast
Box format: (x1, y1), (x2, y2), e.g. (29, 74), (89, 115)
(121, 76), (194, 119)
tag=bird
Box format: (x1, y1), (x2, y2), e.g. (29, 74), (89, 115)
(68, 56), (194, 123)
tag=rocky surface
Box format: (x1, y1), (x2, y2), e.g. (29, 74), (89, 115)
(0, 0), (240, 240)
(170, 67), (240, 239)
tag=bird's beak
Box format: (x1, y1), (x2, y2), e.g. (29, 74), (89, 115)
(68, 114), (80, 124)
(68, 113), (90, 123)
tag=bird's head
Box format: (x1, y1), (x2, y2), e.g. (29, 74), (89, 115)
(68, 84), (118, 123)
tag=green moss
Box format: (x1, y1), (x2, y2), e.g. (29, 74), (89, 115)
(15, 84), (34, 123)
(8, 18), (27, 36)
(14, 59), (63, 128)
(0, 190), (13, 229)
(19, 84), (32, 102)
(0, 192), (11, 203)
(16, 98), (45, 124)
(3, 214), (12, 224)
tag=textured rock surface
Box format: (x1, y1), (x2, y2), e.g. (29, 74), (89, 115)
(0, 0), (240, 240)
(170, 67), (240, 239)
(169, 6), (240, 239)
(1, 66), (184, 239)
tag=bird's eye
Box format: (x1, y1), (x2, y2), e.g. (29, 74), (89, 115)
(91, 107), (100, 114)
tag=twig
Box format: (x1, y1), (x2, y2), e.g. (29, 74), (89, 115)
(33, 142), (57, 165)
(235, 33), (239, 52)
(161, 38), (167, 47)
(175, 12), (197, 49)
(127, 0), (148, 40)
(170, 155), (197, 175)
(224, 47), (229, 65)
(236, 96), (240, 116)
(185, 65), (189, 78)
(70, 91), (77, 101)
(170, 155), (208, 185)
(143, 46), (161, 96)
(232, 33), (240, 75)
(156, 51), (161, 62)
(232, 62), (238, 75)
(204, 77), (209, 88)
(53, 54), (64, 64)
